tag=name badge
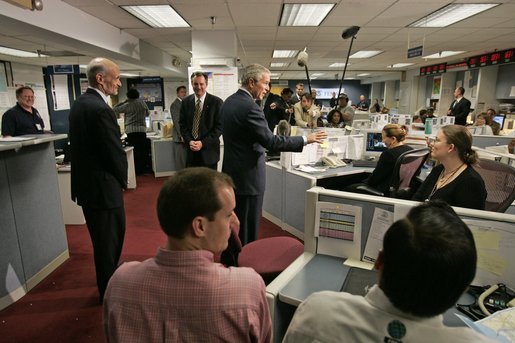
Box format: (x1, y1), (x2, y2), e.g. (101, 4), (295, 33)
(36, 124), (42, 131)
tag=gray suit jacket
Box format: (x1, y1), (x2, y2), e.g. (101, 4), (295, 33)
(170, 98), (182, 143)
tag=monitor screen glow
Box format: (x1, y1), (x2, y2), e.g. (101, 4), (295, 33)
(493, 115), (505, 129)
(363, 130), (387, 159)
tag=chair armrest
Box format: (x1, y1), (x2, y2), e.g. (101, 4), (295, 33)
(356, 185), (384, 197)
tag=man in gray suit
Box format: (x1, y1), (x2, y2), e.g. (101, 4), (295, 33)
(170, 85), (187, 171)
(222, 64), (326, 245)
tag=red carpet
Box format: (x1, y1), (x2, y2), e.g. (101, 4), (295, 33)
(0, 174), (295, 343)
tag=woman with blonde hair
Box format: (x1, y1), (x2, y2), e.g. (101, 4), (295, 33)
(347, 124), (413, 196)
(413, 125), (486, 210)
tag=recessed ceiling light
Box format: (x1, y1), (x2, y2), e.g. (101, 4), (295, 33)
(387, 63), (414, 68)
(357, 73), (370, 77)
(408, 3), (500, 28)
(270, 62), (290, 67)
(329, 62), (348, 68)
(350, 50), (383, 58)
(280, 4), (335, 26)
(121, 5), (190, 28)
(424, 51), (466, 59)
(0, 46), (45, 57)
(273, 50), (298, 58)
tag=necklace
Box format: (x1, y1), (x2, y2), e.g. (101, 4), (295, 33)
(426, 163), (465, 201)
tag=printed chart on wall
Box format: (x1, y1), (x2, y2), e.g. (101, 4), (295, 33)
(463, 219), (515, 289)
(315, 201), (362, 260)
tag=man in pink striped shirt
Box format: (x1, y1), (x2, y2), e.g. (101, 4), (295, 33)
(103, 167), (272, 342)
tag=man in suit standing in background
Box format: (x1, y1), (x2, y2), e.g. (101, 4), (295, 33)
(180, 72), (223, 170)
(69, 57), (127, 301)
(170, 85), (188, 171)
(447, 87), (471, 125)
(222, 64), (326, 245)
(290, 82), (304, 105)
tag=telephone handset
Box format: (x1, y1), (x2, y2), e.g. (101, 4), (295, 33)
(321, 156), (347, 168)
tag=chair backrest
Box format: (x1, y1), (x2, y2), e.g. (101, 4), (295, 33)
(472, 159), (515, 212)
(389, 147), (431, 199)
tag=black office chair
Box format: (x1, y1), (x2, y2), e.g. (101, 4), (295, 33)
(356, 147), (431, 199)
(472, 159), (515, 212)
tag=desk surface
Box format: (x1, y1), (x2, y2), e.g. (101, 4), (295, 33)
(267, 160), (374, 180)
(279, 253), (473, 327)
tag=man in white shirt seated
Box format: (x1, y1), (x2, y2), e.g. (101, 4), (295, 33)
(283, 201), (494, 343)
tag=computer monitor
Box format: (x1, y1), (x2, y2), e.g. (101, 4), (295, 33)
(145, 117), (151, 131)
(493, 115), (505, 130)
(362, 129), (387, 159)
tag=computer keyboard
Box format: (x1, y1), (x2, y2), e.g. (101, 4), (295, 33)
(352, 159), (378, 168)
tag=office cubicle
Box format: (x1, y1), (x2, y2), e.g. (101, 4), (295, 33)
(266, 187), (515, 342)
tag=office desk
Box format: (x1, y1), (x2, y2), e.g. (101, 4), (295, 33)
(263, 161), (373, 239)
(0, 134), (69, 310)
(271, 253), (474, 341)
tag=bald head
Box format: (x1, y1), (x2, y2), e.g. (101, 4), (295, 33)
(86, 57), (121, 96)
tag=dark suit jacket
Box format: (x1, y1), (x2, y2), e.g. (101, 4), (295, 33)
(222, 89), (304, 195)
(179, 93), (223, 165)
(170, 98), (182, 143)
(448, 97), (471, 125)
(69, 88), (128, 209)
(263, 92), (281, 131)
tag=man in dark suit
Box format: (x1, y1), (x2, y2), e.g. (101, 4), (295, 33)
(222, 64), (326, 245)
(447, 87), (471, 125)
(69, 57), (127, 301)
(290, 82), (304, 105)
(170, 85), (187, 170)
(180, 72), (223, 170)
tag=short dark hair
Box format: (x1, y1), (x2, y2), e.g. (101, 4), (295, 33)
(190, 71), (209, 83)
(327, 109), (343, 124)
(300, 92), (313, 102)
(156, 168), (235, 239)
(458, 87), (465, 96)
(380, 201), (477, 317)
(281, 88), (293, 96)
(338, 93), (349, 101)
(126, 88), (140, 99)
(176, 85), (186, 93)
(15, 86), (34, 97)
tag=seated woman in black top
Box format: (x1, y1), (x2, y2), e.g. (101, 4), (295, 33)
(412, 125), (486, 210)
(347, 124), (412, 196)
(325, 109), (345, 128)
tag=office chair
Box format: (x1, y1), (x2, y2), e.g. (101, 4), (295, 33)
(472, 159), (515, 212)
(221, 224), (304, 284)
(356, 147), (430, 199)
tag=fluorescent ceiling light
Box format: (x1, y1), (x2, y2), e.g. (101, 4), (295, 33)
(387, 63), (414, 68)
(311, 73), (324, 77)
(120, 72), (140, 77)
(409, 3), (500, 28)
(357, 73), (370, 77)
(270, 73), (282, 79)
(270, 62), (290, 67)
(424, 51), (465, 59)
(280, 4), (335, 26)
(0, 46), (45, 57)
(121, 5), (190, 28)
(273, 50), (298, 58)
(350, 50), (383, 58)
(329, 62), (348, 67)
(79, 64), (88, 69)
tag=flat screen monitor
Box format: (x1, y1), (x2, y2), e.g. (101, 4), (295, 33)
(363, 130), (387, 159)
(493, 115), (505, 129)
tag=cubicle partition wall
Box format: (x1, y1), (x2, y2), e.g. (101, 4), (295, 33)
(0, 135), (69, 310)
(266, 187), (515, 342)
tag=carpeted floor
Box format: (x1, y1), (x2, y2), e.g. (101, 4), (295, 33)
(0, 174), (295, 343)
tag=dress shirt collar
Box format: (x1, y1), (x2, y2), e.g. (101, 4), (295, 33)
(154, 247), (215, 267)
(239, 87), (253, 99)
(365, 285), (445, 325)
(195, 93), (207, 104)
(88, 86), (109, 104)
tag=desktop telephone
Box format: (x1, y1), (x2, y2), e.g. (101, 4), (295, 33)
(321, 156), (347, 168)
(457, 283), (515, 320)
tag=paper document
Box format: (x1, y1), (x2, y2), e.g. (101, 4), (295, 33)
(457, 308), (514, 343)
(362, 208), (394, 263)
(343, 258), (374, 270)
